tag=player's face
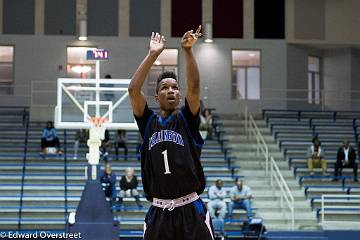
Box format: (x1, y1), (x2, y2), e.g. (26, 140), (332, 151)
(155, 78), (181, 112)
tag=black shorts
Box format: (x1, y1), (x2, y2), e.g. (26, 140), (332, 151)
(144, 198), (214, 240)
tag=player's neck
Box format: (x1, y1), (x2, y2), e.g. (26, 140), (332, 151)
(160, 109), (175, 118)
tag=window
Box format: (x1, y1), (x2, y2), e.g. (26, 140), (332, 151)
(3, 0), (35, 34)
(231, 50), (261, 100)
(147, 49), (178, 96)
(130, 0), (160, 36)
(87, 0), (118, 36)
(308, 56), (321, 104)
(0, 46), (14, 95)
(45, 0), (76, 35)
(67, 47), (97, 78)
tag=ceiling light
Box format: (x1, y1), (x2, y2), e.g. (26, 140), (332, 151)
(78, 20), (87, 41)
(204, 23), (213, 43)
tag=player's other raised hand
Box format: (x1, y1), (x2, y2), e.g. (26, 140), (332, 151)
(149, 32), (166, 55)
(181, 25), (202, 50)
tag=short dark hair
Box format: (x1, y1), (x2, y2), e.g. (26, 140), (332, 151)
(156, 71), (177, 93)
(46, 121), (53, 128)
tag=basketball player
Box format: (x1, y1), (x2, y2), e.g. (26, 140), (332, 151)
(128, 26), (214, 239)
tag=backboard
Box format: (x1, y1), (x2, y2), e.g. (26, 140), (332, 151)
(55, 78), (138, 130)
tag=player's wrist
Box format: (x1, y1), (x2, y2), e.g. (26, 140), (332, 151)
(147, 51), (161, 59)
(182, 46), (192, 51)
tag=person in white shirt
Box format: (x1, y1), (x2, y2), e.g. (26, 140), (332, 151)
(228, 178), (253, 220)
(200, 109), (213, 140)
(207, 179), (227, 219)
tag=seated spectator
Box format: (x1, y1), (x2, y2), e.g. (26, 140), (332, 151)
(115, 130), (128, 161)
(100, 163), (117, 203)
(307, 137), (327, 175)
(73, 129), (88, 160)
(40, 121), (62, 155)
(333, 140), (358, 182)
(119, 167), (142, 207)
(207, 179), (227, 219)
(135, 133), (142, 161)
(100, 130), (111, 161)
(200, 109), (213, 140)
(228, 178), (253, 220)
(212, 209), (225, 240)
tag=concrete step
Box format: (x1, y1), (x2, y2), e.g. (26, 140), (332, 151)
(227, 143), (280, 151)
(225, 135), (276, 143)
(217, 116), (321, 230)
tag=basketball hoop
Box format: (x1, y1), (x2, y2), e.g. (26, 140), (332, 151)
(86, 117), (108, 168)
(88, 117), (108, 128)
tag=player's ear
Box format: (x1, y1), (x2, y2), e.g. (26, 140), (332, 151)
(154, 94), (159, 102)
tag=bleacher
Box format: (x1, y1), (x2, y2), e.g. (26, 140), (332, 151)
(0, 107), (253, 238)
(264, 109), (360, 224)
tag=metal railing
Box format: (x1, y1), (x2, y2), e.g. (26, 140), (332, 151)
(321, 194), (360, 225)
(242, 96), (295, 230)
(247, 114), (269, 176)
(270, 156), (295, 230)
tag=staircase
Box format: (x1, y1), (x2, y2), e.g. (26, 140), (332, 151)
(218, 114), (320, 231)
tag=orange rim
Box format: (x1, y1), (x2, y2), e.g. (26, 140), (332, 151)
(88, 117), (108, 127)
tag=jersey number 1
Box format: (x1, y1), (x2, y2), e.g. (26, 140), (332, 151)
(161, 150), (171, 174)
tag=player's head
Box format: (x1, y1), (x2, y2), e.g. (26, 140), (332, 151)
(343, 140), (350, 148)
(235, 177), (243, 189)
(155, 71), (181, 112)
(215, 179), (223, 189)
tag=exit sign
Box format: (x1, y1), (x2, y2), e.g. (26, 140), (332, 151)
(86, 49), (109, 60)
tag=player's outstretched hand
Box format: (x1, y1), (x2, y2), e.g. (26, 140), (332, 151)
(181, 25), (202, 50)
(149, 32), (166, 55)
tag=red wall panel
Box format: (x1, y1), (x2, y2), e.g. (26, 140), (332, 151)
(171, 0), (202, 37)
(213, 0), (243, 38)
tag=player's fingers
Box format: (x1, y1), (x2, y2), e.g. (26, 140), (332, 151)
(151, 32), (155, 39)
(190, 33), (197, 40)
(161, 36), (166, 42)
(195, 25), (201, 35)
(183, 30), (192, 38)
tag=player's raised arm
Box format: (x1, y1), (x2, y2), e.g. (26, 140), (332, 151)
(129, 32), (166, 117)
(181, 25), (202, 115)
